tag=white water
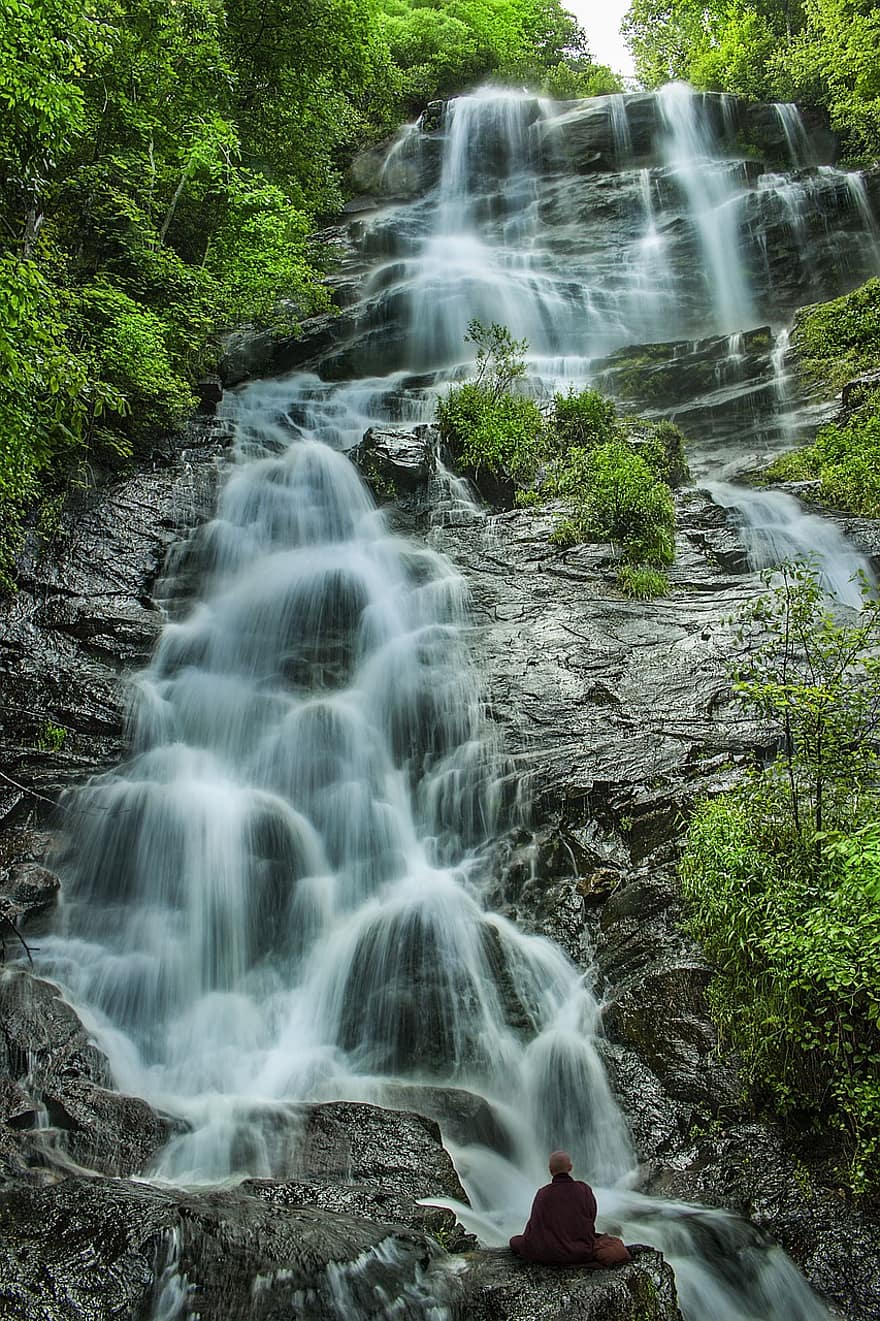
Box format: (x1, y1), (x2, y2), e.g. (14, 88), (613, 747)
(38, 86), (880, 1319)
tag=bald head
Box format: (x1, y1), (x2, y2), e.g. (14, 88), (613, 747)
(548, 1150), (572, 1175)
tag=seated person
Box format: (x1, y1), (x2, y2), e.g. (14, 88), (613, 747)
(509, 1150), (632, 1268)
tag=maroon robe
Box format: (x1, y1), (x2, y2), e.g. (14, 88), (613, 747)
(509, 1172), (630, 1268)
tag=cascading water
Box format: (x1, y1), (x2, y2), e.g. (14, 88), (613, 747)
(37, 85), (880, 1320)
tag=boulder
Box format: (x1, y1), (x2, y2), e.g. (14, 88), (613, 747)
(353, 425), (437, 497)
(0, 969), (177, 1181)
(458, 1245), (683, 1320)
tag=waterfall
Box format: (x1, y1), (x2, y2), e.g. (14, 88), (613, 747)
(773, 102), (812, 166)
(658, 82), (755, 334)
(705, 482), (868, 608)
(37, 85), (880, 1320)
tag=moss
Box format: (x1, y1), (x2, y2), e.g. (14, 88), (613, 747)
(792, 278), (880, 393)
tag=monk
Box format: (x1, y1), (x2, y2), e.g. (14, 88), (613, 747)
(509, 1150), (632, 1268)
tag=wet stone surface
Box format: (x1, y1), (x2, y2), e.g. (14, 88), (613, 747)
(0, 417), (232, 831)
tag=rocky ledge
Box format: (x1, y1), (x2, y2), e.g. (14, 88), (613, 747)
(0, 1172), (680, 1320)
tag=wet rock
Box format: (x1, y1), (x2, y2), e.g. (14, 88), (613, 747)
(377, 1082), (515, 1157)
(196, 375), (223, 413)
(0, 1175), (462, 1321)
(458, 1245), (683, 1320)
(299, 1100), (467, 1201)
(740, 102), (838, 166)
(0, 855), (60, 929)
(652, 1124), (880, 1321)
(596, 873), (741, 1117)
(0, 1172), (683, 1320)
(353, 425), (437, 496)
(0, 416), (230, 830)
(838, 367), (880, 421)
(197, 1097), (475, 1249)
(0, 969), (177, 1180)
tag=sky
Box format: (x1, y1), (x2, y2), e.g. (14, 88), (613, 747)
(567, 0), (637, 78)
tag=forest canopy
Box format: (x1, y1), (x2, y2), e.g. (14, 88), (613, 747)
(0, 0), (604, 585)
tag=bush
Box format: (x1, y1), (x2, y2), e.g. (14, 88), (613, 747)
(436, 328), (681, 567)
(552, 387), (619, 450)
(616, 564), (669, 599)
(549, 441), (675, 564)
(437, 382), (546, 480)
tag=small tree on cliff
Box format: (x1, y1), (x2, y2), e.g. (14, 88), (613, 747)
(733, 561), (880, 838)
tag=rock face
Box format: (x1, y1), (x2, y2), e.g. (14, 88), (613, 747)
(0, 416), (232, 832)
(220, 94), (868, 410)
(353, 424), (438, 495)
(420, 478), (880, 1316)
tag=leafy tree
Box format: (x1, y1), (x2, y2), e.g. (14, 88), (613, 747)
(377, 0), (592, 105)
(733, 560), (880, 835)
(467, 319), (529, 398)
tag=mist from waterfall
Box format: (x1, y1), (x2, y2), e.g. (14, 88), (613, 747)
(38, 84), (880, 1321)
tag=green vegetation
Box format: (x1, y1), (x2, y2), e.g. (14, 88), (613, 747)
(617, 563), (670, 599)
(622, 0), (880, 161)
(681, 563), (880, 1194)
(36, 722), (67, 752)
(547, 439), (675, 563)
(0, 0), (606, 589)
(437, 321), (682, 568)
(790, 280), (880, 393)
(763, 279), (880, 515)
(378, 0), (620, 105)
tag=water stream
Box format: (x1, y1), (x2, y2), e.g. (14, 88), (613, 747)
(38, 86), (880, 1318)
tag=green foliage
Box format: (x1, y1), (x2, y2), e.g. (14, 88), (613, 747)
(437, 333), (680, 567)
(377, 0), (591, 104)
(541, 60), (623, 99)
(0, 256), (96, 587)
(682, 784), (880, 1193)
(467, 319), (528, 399)
(553, 387), (619, 450)
(682, 563), (880, 1192)
(36, 721), (67, 752)
(762, 280), (880, 512)
(549, 441), (676, 563)
(437, 382), (547, 478)
(765, 407), (880, 518)
(734, 561), (880, 835)
(792, 280), (880, 393)
(617, 563), (670, 598)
